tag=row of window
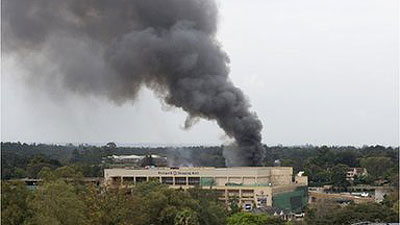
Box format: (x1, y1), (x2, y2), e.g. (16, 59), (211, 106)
(111, 176), (201, 185)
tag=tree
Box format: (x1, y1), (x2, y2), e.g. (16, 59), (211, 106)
(304, 202), (341, 225)
(1, 181), (32, 225)
(83, 185), (146, 225)
(227, 212), (268, 225)
(330, 164), (350, 188)
(228, 196), (241, 215)
(382, 191), (400, 212)
(26, 155), (62, 178)
(281, 159), (301, 172)
(14, 168), (27, 178)
(227, 212), (285, 225)
(54, 165), (84, 179)
(27, 180), (87, 225)
(353, 174), (375, 185)
(105, 142), (117, 148)
(188, 187), (227, 225)
(334, 150), (360, 167)
(174, 209), (200, 225)
(126, 182), (226, 225)
(385, 167), (399, 187)
(331, 203), (399, 224)
(360, 157), (393, 179)
(304, 160), (331, 186)
(305, 202), (399, 225)
(37, 167), (57, 181)
(141, 154), (154, 167)
(70, 149), (80, 163)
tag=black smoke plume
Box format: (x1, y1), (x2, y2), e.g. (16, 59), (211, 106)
(2, 0), (265, 166)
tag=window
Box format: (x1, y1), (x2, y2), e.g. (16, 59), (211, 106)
(242, 190), (254, 198)
(228, 190), (239, 197)
(149, 177), (160, 182)
(175, 177), (187, 185)
(136, 177), (147, 183)
(111, 177), (121, 184)
(123, 177), (134, 184)
(216, 190), (225, 197)
(188, 177), (200, 185)
(161, 177), (173, 184)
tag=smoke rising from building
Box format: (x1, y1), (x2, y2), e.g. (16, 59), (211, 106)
(3, 0), (265, 166)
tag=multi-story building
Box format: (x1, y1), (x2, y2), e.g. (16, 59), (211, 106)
(104, 167), (308, 212)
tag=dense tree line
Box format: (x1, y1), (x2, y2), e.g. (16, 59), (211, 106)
(1, 142), (226, 179)
(299, 146), (399, 187)
(2, 142), (398, 188)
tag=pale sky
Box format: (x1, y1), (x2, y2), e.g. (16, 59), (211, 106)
(1, 0), (399, 146)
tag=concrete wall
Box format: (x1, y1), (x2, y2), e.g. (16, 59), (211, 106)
(243, 177), (256, 185)
(270, 167), (293, 186)
(104, 167), (294, 186)
(295, 176), (308, 186)
(215, 177), (228, 186)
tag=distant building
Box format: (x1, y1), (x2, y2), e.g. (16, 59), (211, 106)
(107, 154), (143, 163)
(104, 167), (308, 212)
(346, 167), (368, 181)
(106, 154), (167, 165)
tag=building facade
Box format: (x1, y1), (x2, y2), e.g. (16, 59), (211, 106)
(104, 167), (308, 212)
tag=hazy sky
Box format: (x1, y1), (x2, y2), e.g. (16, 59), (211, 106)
(1, 0), (399, 146)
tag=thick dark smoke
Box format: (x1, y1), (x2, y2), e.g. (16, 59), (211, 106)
(3, 0), (265, 166)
